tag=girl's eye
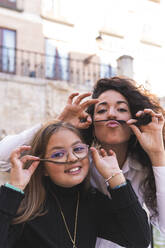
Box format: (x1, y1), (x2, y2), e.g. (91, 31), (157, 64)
(51, 151), (65, 159)
(73, 145), (86, 153)
(97, 109), (107, 114)
(118, 108), (127, 112)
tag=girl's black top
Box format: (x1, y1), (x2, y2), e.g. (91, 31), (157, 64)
(0, 179), (150, 248)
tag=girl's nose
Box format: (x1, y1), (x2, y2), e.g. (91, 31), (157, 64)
(67, 151), (78, 163)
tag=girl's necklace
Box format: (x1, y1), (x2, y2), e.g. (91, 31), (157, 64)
(52, 191), (79, 248)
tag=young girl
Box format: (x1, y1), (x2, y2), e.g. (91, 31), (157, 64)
(0, 121), (150, 248)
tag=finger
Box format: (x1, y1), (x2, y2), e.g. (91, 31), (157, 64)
(78, 113), (92, 129)
(135, 110), (143, 117)
(12, 145), (31, 157)
(143, 109), (164, 122)
(136, 109), (156, 118)
(127, 119), (138, 125)
(135, 109), (157, 125)
(10, 146), (31, 168)
(100, 148), (107, 157)
(90, 147), (100, 162)
(142, 109), (162, 124)
(142, 108), (160, 118)
(80, 112), (92, 123)
(154, 113), (164, 123)
(87, 115), (92, 123)
(78, 121), (92, 129)
(81, 99), (99, 109)
(10, 156), (22, 169)
(28, 161), (40, 176)
(155, 113), (163, 118)
(74, 93), (91, 105)
(108, 149), (116, 156)
(128, 124), (141, 139)
(67, 93), (79, 104)
(20, 155), (40, 164)
(157, 113), (164, 123)
(143, 108), (156, 116)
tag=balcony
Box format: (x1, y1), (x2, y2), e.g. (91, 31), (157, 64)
(0, 45), (115, 86)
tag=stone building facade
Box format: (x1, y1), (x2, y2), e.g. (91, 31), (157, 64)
(0, 0), (165, 135)
(0, 0), (98, 136)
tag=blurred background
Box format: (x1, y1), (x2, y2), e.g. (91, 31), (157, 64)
(0, 0), (165, 246)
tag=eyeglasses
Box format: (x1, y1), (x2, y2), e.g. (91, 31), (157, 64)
(39, 143), (89, 165)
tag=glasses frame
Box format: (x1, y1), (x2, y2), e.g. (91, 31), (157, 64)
(39, 144), (89, 165)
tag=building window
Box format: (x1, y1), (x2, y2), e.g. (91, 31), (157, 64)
(99, 51), (117, 79)
(45, 39), (69, 81)
(100, 63), (111, 78)
(0, 28), (16, 73)
(0, 0), (16, 8)
(100, 62), (116, 78)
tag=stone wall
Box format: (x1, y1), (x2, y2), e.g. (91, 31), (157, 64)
(0, 74), (46, 134)
(0, 73), (91, 135)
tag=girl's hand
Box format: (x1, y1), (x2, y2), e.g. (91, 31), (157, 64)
(127, 109), (165, 165)
(9, 146), (40, 191)
(58, 92), (99, 129)
(90, 147), (126, 187)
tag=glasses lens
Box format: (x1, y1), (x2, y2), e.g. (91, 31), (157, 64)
(50, 149), (67, 163)
(73, 144), (88, 159)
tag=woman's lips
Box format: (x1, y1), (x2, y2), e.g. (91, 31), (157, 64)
(106, 120), (120, 127)
(94, 119), (126, 125)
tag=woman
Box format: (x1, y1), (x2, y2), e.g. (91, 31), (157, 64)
(79, 77), (165, 248)
(0, 121), (150, 248)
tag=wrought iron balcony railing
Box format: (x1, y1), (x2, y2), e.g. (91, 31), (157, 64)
(0, 45), (115, 85)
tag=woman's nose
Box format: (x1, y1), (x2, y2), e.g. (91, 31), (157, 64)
(107, 107), (116, 118)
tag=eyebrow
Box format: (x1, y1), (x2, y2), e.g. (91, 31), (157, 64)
(96, 100), (128, 108)
(48, 140), (82, 152)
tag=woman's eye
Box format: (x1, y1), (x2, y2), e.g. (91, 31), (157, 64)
(97, 109), (107, 114)
(51, 151), (65, 158)
(118, 108), (127, 112)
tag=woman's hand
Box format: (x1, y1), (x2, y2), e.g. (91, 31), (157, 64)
(58, 92), (98, 129)
(127, 109), (165, 166)
(90, 147), (126, 187)
(9, 146), (40, 190)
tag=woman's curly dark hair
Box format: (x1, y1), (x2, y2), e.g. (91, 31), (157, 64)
(81, 76), (165, 217)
